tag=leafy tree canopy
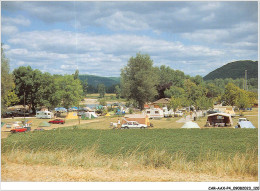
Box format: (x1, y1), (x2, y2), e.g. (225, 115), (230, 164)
(121, 53), (158, 110)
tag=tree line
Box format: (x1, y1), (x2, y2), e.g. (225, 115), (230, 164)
(1, 46), (257, 115)
(120, 53), (257, 110)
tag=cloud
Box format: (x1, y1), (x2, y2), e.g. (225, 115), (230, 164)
(4, 29), (230, 76)
(2, 16), (31, 26)
(181, 21), (258, 52)
(1, 25), (18, 35)
(2, 1), (257, 33)
(2, 1), (258, 77)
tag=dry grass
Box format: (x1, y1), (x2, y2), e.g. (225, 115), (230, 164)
(3, 161), (255, 182)
(1, 145), (258, 181)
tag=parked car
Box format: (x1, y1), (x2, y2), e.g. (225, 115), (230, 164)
(174, 111), (183, 117)
(238, 118), (248, 122)
(121, 121), (147, 129)
(10, 128), (28, 133)
(48, 119), (65, 124)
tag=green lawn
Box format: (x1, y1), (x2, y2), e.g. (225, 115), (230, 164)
(2, 128), (258, 161)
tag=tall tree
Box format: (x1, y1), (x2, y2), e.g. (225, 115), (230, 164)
(73, 69), (79, 80)
(121, 53), (158, 110)
(205, 83), (221, 98)
(1, 45), (19, 114)
(98, 83), (106, 98)
(169, 97), (182, 112)
(53, 75), (83, 108)
(164, 86), (185, 98)
(190, 75), (203, 86)
(13, 66), (51, 113)
(236, 90), (251, 109)
(115, 85), (121, 99)
(81, 79), (88, 96)
(222, 83), (240, 106)
(13, 66), (34, 111)
(154, 65), (186, 98)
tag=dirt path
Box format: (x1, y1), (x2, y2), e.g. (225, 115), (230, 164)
(1, 119), (104, 139)
(1, 161), (256, 182)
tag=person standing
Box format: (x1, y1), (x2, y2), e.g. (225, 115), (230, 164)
(117, 119), (121, 129)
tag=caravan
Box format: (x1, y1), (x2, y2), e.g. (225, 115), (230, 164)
(144, 108), (164, 118)
(36, 111), (54, 119)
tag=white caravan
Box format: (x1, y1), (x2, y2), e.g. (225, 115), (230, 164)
(144, 108), (164, 118)
(36, 111), (54, 119)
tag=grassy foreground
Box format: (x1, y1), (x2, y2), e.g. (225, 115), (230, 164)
(1, 128), (258, 181)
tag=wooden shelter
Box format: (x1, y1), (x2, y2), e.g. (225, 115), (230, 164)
(206, 113), (233, 127)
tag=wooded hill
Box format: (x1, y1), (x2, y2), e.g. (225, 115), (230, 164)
(203, 60), (258, 80)
(79, 74), (120, 87)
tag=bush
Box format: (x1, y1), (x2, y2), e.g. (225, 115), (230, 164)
(99, 99), (107, 106)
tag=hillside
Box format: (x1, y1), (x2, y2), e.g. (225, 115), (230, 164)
(203, 60), (258, 80)
(79, 74), (120, 87)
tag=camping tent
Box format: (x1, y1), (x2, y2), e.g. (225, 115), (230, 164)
(236, 121), (255, 128)
(39, 121), (51, 127)
(81, 111), (98, 119)
(181, 121), (200, 128)
(206, 113), (233, 127)
(5, 123), (21, 128)
(66, 112), (78, 119)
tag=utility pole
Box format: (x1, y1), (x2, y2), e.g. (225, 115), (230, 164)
(24, 92), (25, 119)
(78, 101), (81, 125)
(245, 70), (247, 91)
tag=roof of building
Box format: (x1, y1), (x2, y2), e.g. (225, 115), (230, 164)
(207, 113), (231, 117)
(124, 114), (148, 118)
(153, 98), (171, 104)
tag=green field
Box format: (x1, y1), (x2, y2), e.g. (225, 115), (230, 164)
(2, 128), (258, 179)
(2, 128), (257, 159)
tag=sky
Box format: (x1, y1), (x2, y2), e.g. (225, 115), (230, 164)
(1, 1), (258, 77)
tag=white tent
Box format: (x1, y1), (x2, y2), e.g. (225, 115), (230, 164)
(181, 121), (200, 128)
(83, 111), (98, 119)
(237, 121), (255, 128)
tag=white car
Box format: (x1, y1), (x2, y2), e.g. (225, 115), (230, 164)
(121, 121), (147, 129)
(238, 118), (248, 122)
(174, 111), (183, 117)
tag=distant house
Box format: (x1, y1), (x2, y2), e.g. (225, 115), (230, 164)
(152, 98), (171, 107)
(144, 98), (171, 109)
(144, 98), (171, 118)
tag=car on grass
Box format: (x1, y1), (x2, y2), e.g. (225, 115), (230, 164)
(10, 128), (28, 133)
(48, 119), (65, 124)
(238, 118), (248, 122)
(121, 121), (147, 129)
(174, 111), (183, 117)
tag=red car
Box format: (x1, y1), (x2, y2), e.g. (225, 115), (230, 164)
(10, 128), (27, 133)
(48, 119), (65, 124)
